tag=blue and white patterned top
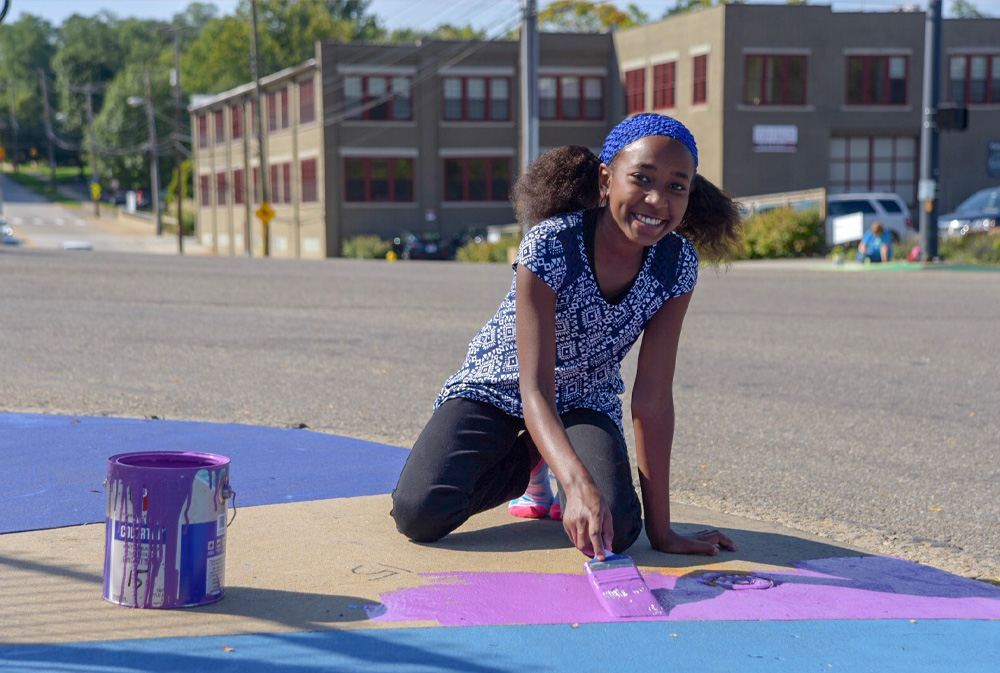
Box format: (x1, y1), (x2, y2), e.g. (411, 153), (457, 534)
(435, 210), (699, 432)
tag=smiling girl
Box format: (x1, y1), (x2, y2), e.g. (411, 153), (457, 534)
(391, 114), (742, 560)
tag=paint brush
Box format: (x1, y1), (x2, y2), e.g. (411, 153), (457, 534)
(584, 549), (665, 619)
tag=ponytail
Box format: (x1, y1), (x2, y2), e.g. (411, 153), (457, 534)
(676, 174), (743, 263)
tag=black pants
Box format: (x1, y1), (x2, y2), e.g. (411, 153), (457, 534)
(391, 397), (643, 553)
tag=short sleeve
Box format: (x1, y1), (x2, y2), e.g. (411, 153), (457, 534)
(514, 221), (567, 293)
(669, 236), (699, 297)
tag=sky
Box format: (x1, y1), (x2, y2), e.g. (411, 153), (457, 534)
(4, 0), (998, 32)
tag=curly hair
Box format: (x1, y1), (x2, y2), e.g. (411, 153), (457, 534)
(511, 145), (601, 225)
(675, 174), (743, 263)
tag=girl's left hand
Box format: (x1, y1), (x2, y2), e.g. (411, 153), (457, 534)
(650, 527), (737, 556)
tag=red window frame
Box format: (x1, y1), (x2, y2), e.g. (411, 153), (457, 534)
(653, 62), (676, 109)
(269, 165), (280, 203)
(267, 93), (278, 131)
(198, 115), (208, 148)
(216, 171), (228, 205)
(624, 68), (645, 115)
(213, 109), (224, 144)
(199, 174), (210, 206)
(299, 79), (315, 124)
(846, 55), (908, 105)
(442, 157), (511, 202)
(343, 157), (415, 202)
(743, 54), (807, 105)
(233, 168), (245, 205)
(829, 135), (918, 207)
(301, 159), (318, 202)
(279, 87), (289, 129)
(345, 75), (413, 121)
(282, 162), (292, 203)
(539, 75), (604, 120)
(441, 76), (511, 121)
(692, 55), (708, 105)
(231, 104), (243, 140)
(948, 53), (1000, 104)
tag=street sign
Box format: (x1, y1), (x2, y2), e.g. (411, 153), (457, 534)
(91, 182), (102, 201)
(256, 202), (275, 224)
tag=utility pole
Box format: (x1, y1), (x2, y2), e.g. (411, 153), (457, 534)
(918, 0), (942, 261)
(143, 70), (162, 236)
(37, 69), (57, 189)
(250, 0), (271, 256)
(172, 31), (184, 253)
(519, 0), (539, 238)
(83, 85), (100, 217)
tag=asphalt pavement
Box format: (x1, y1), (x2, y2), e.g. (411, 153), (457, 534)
(1, 244), (997, 584)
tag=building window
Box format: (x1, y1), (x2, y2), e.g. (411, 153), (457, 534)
(624, 68), (645, 114)
(301, 158), (318, 202)
(267, 93), (278, 131)
(744, 54), (806, 105)
(282, 162), (292, 203)
(343, 158), (414, 202)
(213, 109), (225, 144)
(846, 55), (908, 105)
(231, 104), (243, 140)
(198, 115), (208, 148)
(693, 55), (708, 105)
(199, 174), (210, 206)
(279, 87), (289, 129)
(344, 75), (413, 121)
(442, 76), (510, 121)
(299, 79), (315, 124)
(233, 168), (245, 205)
(949, 54), (1000, 104)
(829, 136), (917, 206)
(653, 62), (676, 109)
(216, 171), (228, 206)
(539, 75), (604, 120)
(443, 158), (510, 202)
(270, 165), (280, 203)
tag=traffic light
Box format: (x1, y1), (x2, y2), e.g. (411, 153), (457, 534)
(937, 103), (968, 131)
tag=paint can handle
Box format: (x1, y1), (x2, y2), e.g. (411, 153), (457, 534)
(221, 485), (237, 528)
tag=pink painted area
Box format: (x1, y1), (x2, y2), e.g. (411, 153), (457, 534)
(369, 556), (1000, 626)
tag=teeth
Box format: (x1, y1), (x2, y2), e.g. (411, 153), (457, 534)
(633, 213), (663, 226)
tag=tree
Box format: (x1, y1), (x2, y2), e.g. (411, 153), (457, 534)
(950, 1), (986, 18)
(0, 15), (56, 163)
(665, 0), (744, 17)
(51, 14), (125, 133)
(538, 1), (649, 32)
(388, 24), (488, 42)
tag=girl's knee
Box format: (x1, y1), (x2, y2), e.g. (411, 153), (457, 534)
(609, 498), (643, 554)
(390, 488), (464, 543)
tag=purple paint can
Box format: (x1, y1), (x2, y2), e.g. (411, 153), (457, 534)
(103, 451), (233, 609)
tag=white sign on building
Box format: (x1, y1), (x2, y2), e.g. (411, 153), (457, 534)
(753, 125), (798, 153)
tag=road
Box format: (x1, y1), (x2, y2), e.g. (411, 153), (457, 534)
(1, 241), (998, 583)
(0, 174), (185, 254)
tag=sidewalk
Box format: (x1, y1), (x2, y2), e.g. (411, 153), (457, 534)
(1, 413), (998, 671)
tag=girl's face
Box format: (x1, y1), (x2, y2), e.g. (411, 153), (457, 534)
(598, 135), (695, 249)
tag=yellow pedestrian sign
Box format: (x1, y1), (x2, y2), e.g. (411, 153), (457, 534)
(256, 202), (275, 225)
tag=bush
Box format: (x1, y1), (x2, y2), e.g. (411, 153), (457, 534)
(738, 207), (824, 259)
(456, 237), (520, 263)
(940, 231), (1000, 264)
(343, 235), (392, 259)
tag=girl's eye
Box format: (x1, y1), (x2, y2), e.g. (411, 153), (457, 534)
(669, 182), (688, 192)
(631, 173), (650, 183)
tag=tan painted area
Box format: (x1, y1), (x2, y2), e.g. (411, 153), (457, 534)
(0, 494), (865, 646)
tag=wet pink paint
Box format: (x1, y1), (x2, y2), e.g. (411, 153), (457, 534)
(368, 556), (1000, 626)
(103, 451), (230, 609)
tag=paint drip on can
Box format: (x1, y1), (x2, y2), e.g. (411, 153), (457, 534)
(102, 451), (234, 609)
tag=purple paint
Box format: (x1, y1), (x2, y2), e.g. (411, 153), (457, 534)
(369, 557), (1000, 626)
(103, 451), (231, 609)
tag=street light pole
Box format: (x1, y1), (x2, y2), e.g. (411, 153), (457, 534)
(172, 31), (184, 253)
(143, 70), (162, 237)
(918, 0), (942, 261)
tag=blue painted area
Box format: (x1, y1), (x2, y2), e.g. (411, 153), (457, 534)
(0, 413), (409, 534)
(0, 620), (997, 672)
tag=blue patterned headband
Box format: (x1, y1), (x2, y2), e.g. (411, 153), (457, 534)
(599, 113), (698, 169)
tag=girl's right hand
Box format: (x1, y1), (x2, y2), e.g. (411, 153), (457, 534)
(561, 480), (614, 560)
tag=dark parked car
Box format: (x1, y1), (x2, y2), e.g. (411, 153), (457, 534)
(937, 186), (1000, 238)
(394, 232), (453, 260)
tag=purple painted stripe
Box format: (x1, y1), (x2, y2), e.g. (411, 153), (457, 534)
(370, 556), (1000, 626)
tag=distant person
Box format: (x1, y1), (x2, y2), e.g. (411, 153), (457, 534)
(857, 221), (892, 263)
(391, 113), (742, 560)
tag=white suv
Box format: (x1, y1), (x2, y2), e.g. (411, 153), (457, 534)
(825, 192), (915, 245)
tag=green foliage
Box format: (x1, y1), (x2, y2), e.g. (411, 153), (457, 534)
(940, 232), (1000, 264)
(456, 238), (521, 263)
(538, 1), (649, 32)
(342, 235), (392, 259)
(738, 207), (824, 259)
(665, 0), (745, 18)
(166, 160), (194, 205)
